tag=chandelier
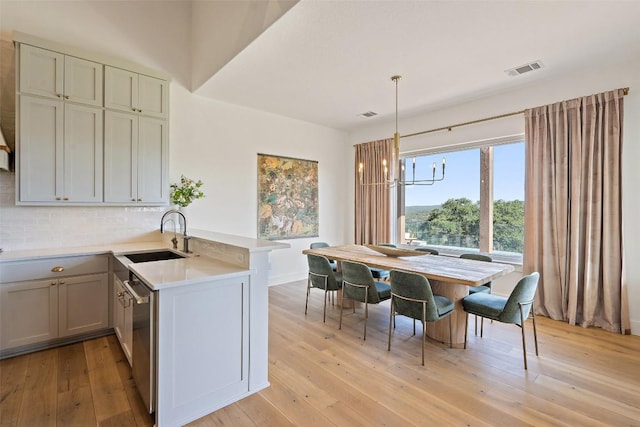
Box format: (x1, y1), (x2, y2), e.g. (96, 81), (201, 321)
(358, 75), (446, 187)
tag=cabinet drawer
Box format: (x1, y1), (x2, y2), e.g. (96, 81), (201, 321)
(0, 255), (108, 283)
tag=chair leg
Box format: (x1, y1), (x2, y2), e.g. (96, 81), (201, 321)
(413, 319), (416, 336)
(305, 276), (311, 316)
(519, 305), (528, 370)
(421, 320), (426, 366)
(532, 309), (539, 356)
(322, 290), (328, 323)
(448, 315), (452, 349)
(474, 314), (478, 336)
(339, 288), (345, 330)
(464, 313), (469, 349)
(388, 297), (394, 351)
(480, 317), (484, 337)
(363, 302), (369, 341)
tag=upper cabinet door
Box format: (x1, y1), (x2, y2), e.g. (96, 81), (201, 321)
(105, 66), (167, 119)
(19, 45), (103, 106)
(138, 75), (168, 119)
(105, 66), (138, 113)
(64, 56), (103, 106)
(19, 44), (64, 99)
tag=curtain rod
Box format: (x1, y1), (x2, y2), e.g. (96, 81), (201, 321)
(399, 87), (630, 140)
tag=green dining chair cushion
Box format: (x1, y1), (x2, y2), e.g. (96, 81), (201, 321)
(375, 281), (391, 300)
(434, 295), (455, 316)
(462, 292), (508, 321)
(468, 285), (491, 294)
(370, 267), (390, 279)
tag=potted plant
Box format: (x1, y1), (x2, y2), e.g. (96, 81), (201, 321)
(170, 175), (205, 208)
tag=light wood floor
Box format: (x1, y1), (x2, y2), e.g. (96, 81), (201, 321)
(2, 279), (640, 426)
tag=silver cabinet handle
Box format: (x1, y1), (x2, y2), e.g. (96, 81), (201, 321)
(122, 280), (150, 304)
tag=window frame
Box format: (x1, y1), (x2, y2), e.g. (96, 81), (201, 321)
(396, 134), (524, 265)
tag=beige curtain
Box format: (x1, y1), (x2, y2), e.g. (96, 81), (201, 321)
(354, 139), (392, 245)
(524, 89), (629, 334)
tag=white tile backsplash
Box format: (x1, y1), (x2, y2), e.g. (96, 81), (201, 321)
(0, 171), (166, 251)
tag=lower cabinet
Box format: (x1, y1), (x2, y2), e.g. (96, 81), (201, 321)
(0, 279), (58, 349)
(155, 275), (250, 426)
(113, 274), (133, 365)
(0, 255), (109, 353)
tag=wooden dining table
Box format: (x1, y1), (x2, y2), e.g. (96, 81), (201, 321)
(302, 244), (515, 346)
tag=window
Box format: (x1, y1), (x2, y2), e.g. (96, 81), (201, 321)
(401, 140), (524, 263)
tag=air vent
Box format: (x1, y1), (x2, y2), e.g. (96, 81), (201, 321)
(358, 111), (378, 118)
(505, 60), (544, 77)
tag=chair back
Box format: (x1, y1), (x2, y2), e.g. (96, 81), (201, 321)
(341, 261), (381, 303)
(415, 247), (439, 255)
(460, 253), (492, 263)
(310, 242), (329, 249)
(307, 254), (341, 291)
(499, 272), (540, 325)
(390, 270), (440, 322)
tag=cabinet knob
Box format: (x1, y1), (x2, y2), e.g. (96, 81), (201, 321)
(131, 198), (136, 201)
(63, 197), (69, 201)
(51, 266), (64, 273)
(56, 197), (61, 200)
(137, 198), (142, 201)
(60, 281), (65, 285)
(56, 94), (63, 98)
(50, 282), (56, 286)
(64, 95), (70, 100)
(117, 291), (124, 298)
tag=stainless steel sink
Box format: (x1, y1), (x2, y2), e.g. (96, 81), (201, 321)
(124, 250), (186, 263)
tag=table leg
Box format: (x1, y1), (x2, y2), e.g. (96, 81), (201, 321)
(425, 280), (469, 348)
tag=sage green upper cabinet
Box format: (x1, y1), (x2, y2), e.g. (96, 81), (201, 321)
(18, 95), (103, 203)
(19, 44), (103, 107)
(105, 66), (168, 118)
(104, 111), (168, 204)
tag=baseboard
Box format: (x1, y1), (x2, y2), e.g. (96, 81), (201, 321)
(629, 319), (640, 336)
(269, 270), (306, 286)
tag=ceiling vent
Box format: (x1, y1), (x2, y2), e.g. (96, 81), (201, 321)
(358, 111), (378, 118)
(505, 60), (544, 77)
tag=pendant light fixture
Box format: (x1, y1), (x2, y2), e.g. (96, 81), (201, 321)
(359, 75), (446, 187)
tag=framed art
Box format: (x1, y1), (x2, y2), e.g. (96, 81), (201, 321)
(257, 153), (318, 240)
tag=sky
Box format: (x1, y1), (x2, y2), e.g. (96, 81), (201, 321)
(404, 141), (525, 206)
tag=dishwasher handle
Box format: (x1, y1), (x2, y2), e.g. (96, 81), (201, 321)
(123, 280), (150, 304)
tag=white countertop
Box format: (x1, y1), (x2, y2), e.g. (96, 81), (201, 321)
(126, 255), (249, 291)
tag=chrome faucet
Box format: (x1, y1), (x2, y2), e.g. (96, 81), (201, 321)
(161, 209), (191, 253)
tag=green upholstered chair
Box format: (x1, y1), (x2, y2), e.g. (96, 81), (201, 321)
(306, 254), (343, 323)
(460, 253), (493, 334)
(414, 247), (439, 255)
(340, 261), (391, 340)
(310, 242), (337, 271)
(462, 272), (540, 369)
(369, 243), (394, 280)
(388, 270), (454, 365)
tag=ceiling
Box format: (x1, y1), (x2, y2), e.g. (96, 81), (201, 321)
(195, 0), (640, 131)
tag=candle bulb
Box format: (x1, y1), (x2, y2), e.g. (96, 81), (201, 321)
(412, 157), (416, 181)
(359, 163), (363, 184)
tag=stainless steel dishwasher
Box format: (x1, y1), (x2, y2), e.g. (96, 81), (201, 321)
(123, 275), (155, 414)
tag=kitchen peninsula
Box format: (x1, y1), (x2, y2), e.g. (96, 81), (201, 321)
(0, 229), (289, 427)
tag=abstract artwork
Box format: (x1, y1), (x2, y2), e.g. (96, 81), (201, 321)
(257, 153), (318, 240)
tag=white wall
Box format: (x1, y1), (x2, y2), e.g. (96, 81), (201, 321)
(169, 85), (349, 284)
(349, 56), (640, 334)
